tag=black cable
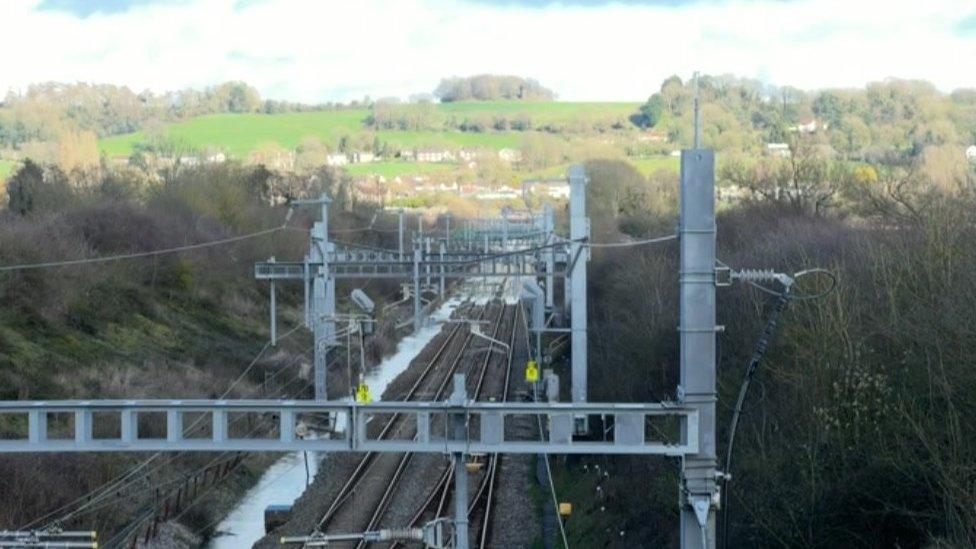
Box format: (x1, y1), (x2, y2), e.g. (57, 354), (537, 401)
(743, 268), (837, 301)
(721, 285), (792, 548)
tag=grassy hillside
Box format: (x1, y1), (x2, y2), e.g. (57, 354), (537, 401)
(98, 102), (640, 159)
(0, 163), (411, 540)
(631, 156), (679, 176)
(100, 110), (367, 157)
(0, 159), (16, 181)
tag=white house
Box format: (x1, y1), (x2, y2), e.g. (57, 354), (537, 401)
(966, 145), (976, 162)
(547, 184), (570, 199)
(793, 118), (826, 133)
(766, 143), (791, 158)
(522, 179), (570, 200)
(638, 130), (668, 143)
(416, 150), (454, 163)
(325, 153), (349, 167)
(476, 188), (520, 201)
(498, 148), (522, 163)
(352, 151), (376, 163)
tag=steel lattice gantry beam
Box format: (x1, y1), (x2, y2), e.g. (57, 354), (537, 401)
(256, 180), (585, 436)
(259, 203), (562, 329)
(0, 399), (697, 456)
(254, 251), (570, 281)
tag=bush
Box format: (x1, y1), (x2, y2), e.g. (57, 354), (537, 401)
(578, 158), (976, 547)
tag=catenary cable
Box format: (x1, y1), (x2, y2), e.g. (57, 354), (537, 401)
(0, 207), (295, 272)
(721, 268), (835, 548)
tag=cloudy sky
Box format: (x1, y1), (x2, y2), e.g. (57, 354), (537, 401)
(2, 0), (974, 102)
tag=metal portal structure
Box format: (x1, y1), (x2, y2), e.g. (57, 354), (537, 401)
(0, 530), (97, 549)
(1, 150), (730, 549)
(0, 396), (697, 456)
(679, 149), (719, 548)
(256, 179), (589, 413)
(568, 167), (589, 420)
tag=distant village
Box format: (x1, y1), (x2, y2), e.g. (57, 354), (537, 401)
(121, 144), (574, 205)
(96, 117), (976, 209)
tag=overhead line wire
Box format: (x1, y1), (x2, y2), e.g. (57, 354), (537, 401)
(0, 208), (295, 273)
(52, 342), (314, 527)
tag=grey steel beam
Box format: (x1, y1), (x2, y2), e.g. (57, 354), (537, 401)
(256, 251), (569, 279)
(413, 244), (422, 332)
(569, 166), (589, 429)
(679, 149), (718, 549)
(450, 375), (469, 549)
(544, 205), (555, 310)
(398, 208), (405, 261)
(269, 256), (277, 345)
(257, 261), (567, 281)
(0, 400), (697, 455)
(311, 222), (329, 400)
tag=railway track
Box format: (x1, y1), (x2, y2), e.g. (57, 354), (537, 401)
(307, 286), (514, 546)
(468, 302), (523, 548)
(384, 302), (523, 549)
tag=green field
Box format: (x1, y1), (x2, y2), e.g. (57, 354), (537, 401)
(631, 156), (680, 176)
(98, 102), (640, 159)
(99, 110), (368, 158)
(0, 159), (17, 181)
(343, 161), (454, 179)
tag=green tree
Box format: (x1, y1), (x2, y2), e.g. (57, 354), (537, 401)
(433, 75), (555, 102)
(638, 93), (665, 128)
(812, 91), (845, 128)
(660, 75), (686, 115)
(5, 159), (70, 216)
(6, 159), (44, 215)
(833, 114), (871, 158)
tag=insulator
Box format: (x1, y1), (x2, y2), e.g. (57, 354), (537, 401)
(378, 528), (423, 541)
(732, 269), (779, 283)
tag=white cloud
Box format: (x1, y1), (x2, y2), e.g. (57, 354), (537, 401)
(1, 0), (973, 102)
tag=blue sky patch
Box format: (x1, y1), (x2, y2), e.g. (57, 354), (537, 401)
(958, 13), (976, 35)
(464, 0), (769, 6)
(37, 0), (182, 18)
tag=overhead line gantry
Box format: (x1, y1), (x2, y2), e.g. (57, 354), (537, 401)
(4, 154), (734, 549)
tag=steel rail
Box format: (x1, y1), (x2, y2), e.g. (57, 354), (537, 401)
(312, 295), (502, 537)
(473, 303), (521, 548)
(354, 302), (510, 549)
(388, 303), (519, 549)
(312, 301), (476, 532)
